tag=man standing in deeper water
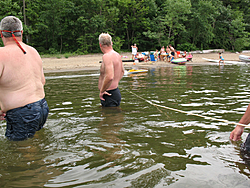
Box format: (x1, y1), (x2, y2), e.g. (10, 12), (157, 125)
(0, 16), (49, 141)
(98, 33), (124, 107)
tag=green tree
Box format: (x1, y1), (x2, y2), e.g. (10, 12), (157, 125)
(188, 0), (219, 50)
(157, 0), (191, 48)
(116, 0), (153, 51)
(213, 6), (249, 51)
(0, 0), (21, 47)
(1, 0), (249, 53)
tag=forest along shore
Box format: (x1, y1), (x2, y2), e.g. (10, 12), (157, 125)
(42, 51), (250, 73)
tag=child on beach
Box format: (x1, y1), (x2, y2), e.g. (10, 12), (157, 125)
(219, 53), (225, 65)
(186, 52), (193, 61)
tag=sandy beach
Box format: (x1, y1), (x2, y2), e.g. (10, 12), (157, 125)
(42, 51), (250, 73)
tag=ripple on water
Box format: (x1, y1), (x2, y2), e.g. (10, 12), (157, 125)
(2, 67), (250, 187)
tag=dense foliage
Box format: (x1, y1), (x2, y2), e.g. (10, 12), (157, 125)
(0, 0), (249, 54)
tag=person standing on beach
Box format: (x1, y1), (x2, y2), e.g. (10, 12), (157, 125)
(98, 33), (124, 107)
(159, 46), (165, 61)
(169, 44), (175, 52)
(166, 46), (171, 62)
(0, 16), (49, 141)
(131, 44), (138, 60)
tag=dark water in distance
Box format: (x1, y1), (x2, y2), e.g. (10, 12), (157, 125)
(1, 64), (250, 187)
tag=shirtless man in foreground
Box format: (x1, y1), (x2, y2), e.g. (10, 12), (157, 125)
(0, 16), (49, 141)
(98, 33), (124, 107)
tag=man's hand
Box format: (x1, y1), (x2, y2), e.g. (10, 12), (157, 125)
(99, 91), (111, 101)
(230, 125), (245, 141)
(0, 110), (6, 120)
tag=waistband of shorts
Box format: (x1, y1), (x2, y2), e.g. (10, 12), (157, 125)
(107, 87), (119, 92)
(6, 98), (46, 114)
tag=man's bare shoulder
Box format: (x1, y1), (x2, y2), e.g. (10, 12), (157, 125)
(0, 46), (7, 52)
(0, 47), (9, 61)
(105, 50), (121, 58)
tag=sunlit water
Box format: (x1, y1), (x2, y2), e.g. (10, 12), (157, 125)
(1, 64), (250, 187)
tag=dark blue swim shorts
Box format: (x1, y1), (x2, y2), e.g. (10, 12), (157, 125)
(5, 98), (49, 141)
(241, 133), (250, 154)
(101, 88), (121, 107)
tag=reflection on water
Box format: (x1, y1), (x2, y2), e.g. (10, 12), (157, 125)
(1, 65), (250, 187)
(97, 107), (124, 162)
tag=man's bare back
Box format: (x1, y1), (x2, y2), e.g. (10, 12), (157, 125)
(98, 50), (124, 92)
(0, 15), (49, 141)
(0, 40), (45, 112)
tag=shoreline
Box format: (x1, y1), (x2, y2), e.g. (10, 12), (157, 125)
(42, 51), (250, 73)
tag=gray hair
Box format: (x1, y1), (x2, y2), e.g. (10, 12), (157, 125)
(99, 33), (112, 46)
(0, 16), (23, 37)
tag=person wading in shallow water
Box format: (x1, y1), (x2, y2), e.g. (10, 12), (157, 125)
(219, 52), (225, 65)
(0, 16), (49, 141)
(230, 103), (250, 155)
(98, 33), (124, 107)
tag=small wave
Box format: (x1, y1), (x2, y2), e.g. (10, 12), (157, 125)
(45, 73), (100, 80)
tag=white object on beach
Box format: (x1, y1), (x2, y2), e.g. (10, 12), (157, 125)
(202, 58), (246, 64)
(239, 55), (250, 62)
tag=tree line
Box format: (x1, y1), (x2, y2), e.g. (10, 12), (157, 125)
(0, 0), (249, 55)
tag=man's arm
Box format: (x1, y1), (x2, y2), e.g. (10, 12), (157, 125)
(0, 51), (3, 78)
(230, 103), (250, 141)
(122, 63), (125, 76)
(0, 51), (5, 120)
(41, 67), (46, 85)
(99, 56), (114, 100)
(0, 63), (2, 78)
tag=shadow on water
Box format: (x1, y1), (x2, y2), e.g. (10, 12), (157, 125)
(1, 65), (250, 187)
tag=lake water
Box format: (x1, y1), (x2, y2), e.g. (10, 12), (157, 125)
(1, 64), (250, 187)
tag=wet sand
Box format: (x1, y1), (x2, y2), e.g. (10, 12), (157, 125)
(42, 51), (250, 73)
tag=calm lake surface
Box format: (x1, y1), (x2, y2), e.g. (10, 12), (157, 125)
(1, 63), (250, 187)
